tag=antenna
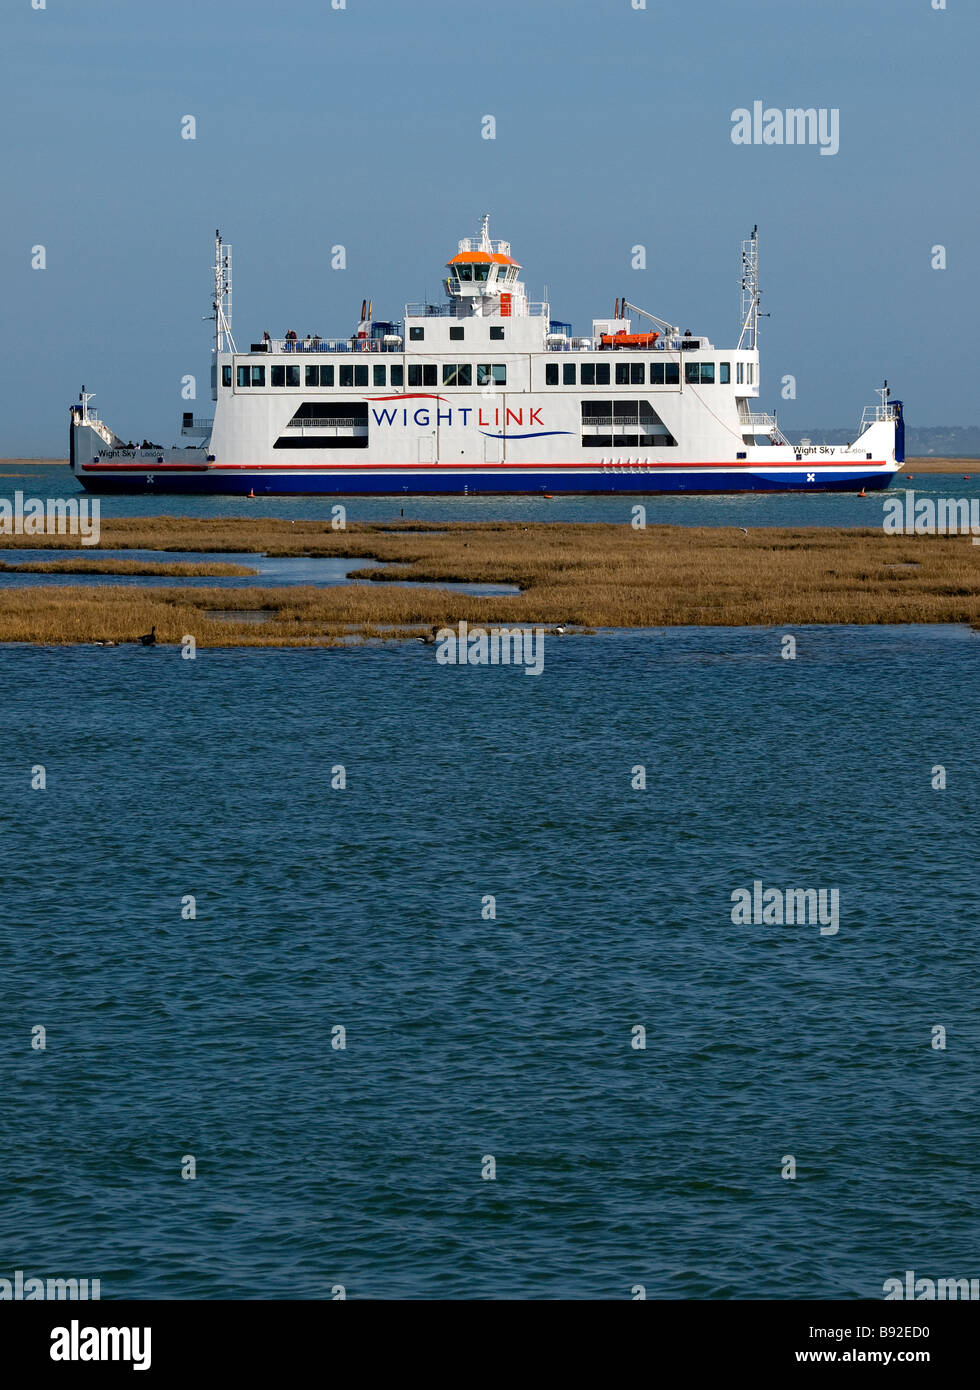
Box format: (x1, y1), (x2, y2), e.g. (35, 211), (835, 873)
(737, 224), (760, 351)
(209, 229), (236, 355)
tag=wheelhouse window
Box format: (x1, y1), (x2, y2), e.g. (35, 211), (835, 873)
(271, 365), (300, 387)
(390, 364), (404, 387)
(478, 364), (506, 386)
(563, 363), (576, 385)
(306, 366), (318, 387)
(355, 364), (368, 387)
(442, 363), (472, 386)
(473, 263), (490, 282)
(408, 364), (438, 387)
(546, 363), (559, 386)
(319, 365), (334, 387)
(449, 326), (464, 341)
(340, 365), (353, 387)
(736, 362), (745, 384)
(251, 366), (265, 386)
(616, 363), (645, 385)
(373, 365), (386, 387)
(237, 366), (250, 387)
(457, 265), (473, 282)
(222, 365), (232, 387)
(719, 363), (731, 384)
(410, 326), (425, 341)
(490, 326), (504, 341)
(650, 362), (680, 385)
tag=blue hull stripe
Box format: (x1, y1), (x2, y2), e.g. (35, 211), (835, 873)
(76, 467), (897, 496)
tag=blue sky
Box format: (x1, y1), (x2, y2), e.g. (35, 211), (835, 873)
(2, 0), (976, 454)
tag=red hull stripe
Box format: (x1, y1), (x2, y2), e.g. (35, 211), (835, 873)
(206, 460), (891, 473)
(82, 462), (210, 471)
(364, 393), (448, 402)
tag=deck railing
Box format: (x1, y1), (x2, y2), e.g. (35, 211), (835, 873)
(284, 418), (366, 430)
(259, 338), (405, 354)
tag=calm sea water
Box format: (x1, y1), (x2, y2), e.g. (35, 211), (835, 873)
(2, 463), (979, 527)
(1, 625), (977, 1299)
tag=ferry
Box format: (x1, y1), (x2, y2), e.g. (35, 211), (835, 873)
(69, 219), (903, 496)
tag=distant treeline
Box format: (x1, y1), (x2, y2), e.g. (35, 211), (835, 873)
(788, 425), (980, 456)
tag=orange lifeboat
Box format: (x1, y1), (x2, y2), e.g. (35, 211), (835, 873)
(599, 330), (660, 349)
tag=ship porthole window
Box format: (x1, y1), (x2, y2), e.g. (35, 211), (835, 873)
(410, 327), (425, 342)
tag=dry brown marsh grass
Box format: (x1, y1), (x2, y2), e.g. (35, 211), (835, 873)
(0, 519), (977, 644)
(0, 558), (257, 577)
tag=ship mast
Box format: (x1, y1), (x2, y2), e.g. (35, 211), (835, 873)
(210, 229), (236, 354)
(737, 225), (759, 352)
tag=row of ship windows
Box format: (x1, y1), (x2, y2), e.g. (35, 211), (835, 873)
(223, 359), (756, 390)
(546, 361), (752, 386)
(409, 325), (506, 340)
(226, 363), (510, 389)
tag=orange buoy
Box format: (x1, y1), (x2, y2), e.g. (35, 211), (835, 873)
(543, 492), (554, 499)
(859, 489), (867, 497)
(247, 488), (255, 498)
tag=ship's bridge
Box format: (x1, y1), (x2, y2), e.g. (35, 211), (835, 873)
(442, 215), (529, 320)
(402, 214), (548, 351)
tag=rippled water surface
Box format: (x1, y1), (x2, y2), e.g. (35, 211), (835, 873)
(1, 626), (977, 1298)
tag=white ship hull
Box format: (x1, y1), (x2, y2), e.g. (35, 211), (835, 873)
(69, 222), (904, 496)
